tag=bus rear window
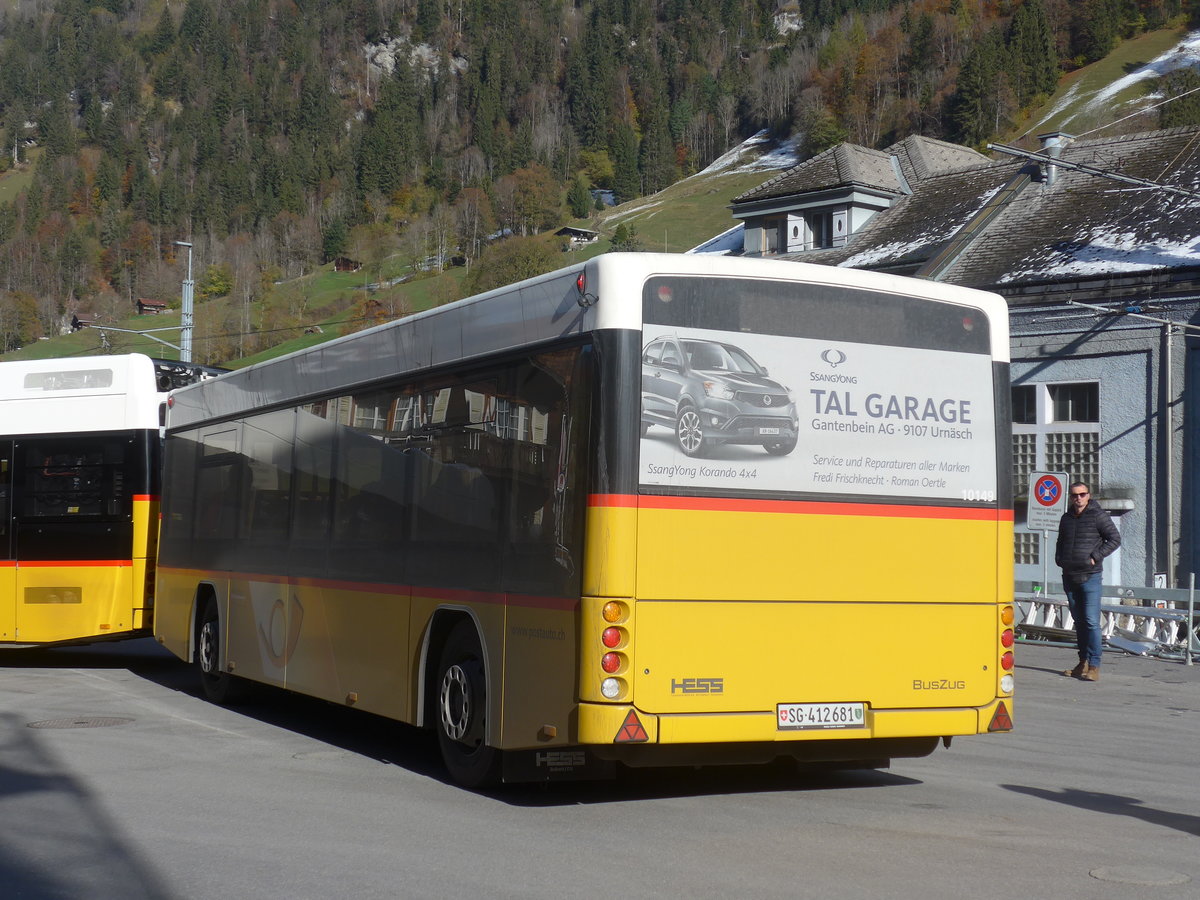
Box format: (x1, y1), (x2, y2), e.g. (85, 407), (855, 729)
(18, 437), (130, 518)
(638, 276), (997, 504)
(23, 369), (114, 391)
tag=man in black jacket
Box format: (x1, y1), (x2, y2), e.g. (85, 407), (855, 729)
(1055, 482), (1121, 682)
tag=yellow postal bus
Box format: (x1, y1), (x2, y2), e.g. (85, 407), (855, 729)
(0, 354), (163, 647)
(0, 354), (224, 648)
(154, 254), (1014, 785)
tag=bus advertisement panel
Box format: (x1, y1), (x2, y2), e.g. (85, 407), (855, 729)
(640, 326), (996, 501)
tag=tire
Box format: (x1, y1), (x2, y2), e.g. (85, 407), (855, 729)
(763, 435), (797, 456)
(675, 404), (709, 457)
(196, 600), (241, 705)
(436, 620), (500, 788)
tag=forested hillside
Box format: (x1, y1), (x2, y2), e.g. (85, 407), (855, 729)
(0, 0), (1197, 363)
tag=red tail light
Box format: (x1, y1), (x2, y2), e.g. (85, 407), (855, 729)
(1001, 629), (1014, 648)
(1001, 651), (1014, 671)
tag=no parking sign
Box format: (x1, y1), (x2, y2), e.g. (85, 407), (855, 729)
(1027, 471), (1069, 531)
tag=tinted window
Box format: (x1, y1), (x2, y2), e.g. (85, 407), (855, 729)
(643, 275), (991, 354)
(19, 436), (132, 519)
(160, 345), (592, 598)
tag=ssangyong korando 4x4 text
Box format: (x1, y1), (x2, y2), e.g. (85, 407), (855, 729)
(641, 336), (798, 457)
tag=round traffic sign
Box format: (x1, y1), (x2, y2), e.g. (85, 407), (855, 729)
(1034, 475), (1063, 507)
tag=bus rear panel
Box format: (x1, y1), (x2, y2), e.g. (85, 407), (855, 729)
(574, 270), (1013, 769)
(0, 355), (163, 647)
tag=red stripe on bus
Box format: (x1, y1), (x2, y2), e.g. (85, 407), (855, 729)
(588, 493), (639, 508)
(590, 493), (1013, 521)
(157, 568), (578, 612)
(133, 494), (160, 502)
(16, 559), (134, 567)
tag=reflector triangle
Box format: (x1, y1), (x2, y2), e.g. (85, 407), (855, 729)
(614, 710), (649, 743)
(989, 701), (1013, 732)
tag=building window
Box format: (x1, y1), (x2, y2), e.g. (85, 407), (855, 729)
(1045, 431), (1100, 490)
(1011, 385), (1036, 424)
(808, 211), (832, 249)
(1049, 383), (1098, 422)
(1012, 381), (1101, 493)
(763, 217), (785, 253)
(1014, 531), (1040, 565)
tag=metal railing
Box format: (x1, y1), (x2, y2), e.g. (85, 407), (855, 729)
(1014, 577), (1198, 665)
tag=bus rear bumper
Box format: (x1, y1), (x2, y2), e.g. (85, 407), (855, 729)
(578, 700), (1008, 749)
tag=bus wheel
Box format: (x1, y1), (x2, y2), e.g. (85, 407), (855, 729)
(196, 601), (240, 705)
(676, 404), (708, 457)
(436, 620), (499, 788)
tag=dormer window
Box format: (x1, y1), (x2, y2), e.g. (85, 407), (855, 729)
(763, 216), (785, 253)
(809, 211), (833, 249)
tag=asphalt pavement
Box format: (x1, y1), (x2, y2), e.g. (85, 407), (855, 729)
(0, 637), (1197, 899)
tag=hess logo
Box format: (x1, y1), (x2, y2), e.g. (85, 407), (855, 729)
(671, 677), (724, 694)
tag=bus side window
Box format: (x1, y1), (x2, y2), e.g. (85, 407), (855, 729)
(195, 428), (242, 539)
(293, 407), (335, 543)
(503, 347), (588, 596)
(407, 376), (503, 591)
(242, 411), (294, 543)
(328, 390), (415, 581)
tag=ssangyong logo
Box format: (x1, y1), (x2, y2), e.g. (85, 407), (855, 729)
(821, 348), (847, 368)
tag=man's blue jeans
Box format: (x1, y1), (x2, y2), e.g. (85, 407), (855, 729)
(1064, 571), (1103, 667)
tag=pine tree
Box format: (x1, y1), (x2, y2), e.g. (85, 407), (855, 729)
(149, 5), (177, 56)
(1160, 69), (1200, 128)
(323, 218), (348, 263)
(1011, 0), (1059, 107)
(612, 123), (640, 203)
(947, 29), (1006, 146)
(567, 174), (592, 219)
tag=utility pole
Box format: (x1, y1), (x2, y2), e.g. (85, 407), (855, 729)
(174, 240), (194, 362)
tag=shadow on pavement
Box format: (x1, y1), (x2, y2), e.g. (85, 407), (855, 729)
(3, 638), (924, 804)
(1001, 784), (1200, 837)
(0, 713), (175, 900)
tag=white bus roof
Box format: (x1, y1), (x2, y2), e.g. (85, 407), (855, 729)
(167, 253), (1009, 428)
(0, 353), (161, 435)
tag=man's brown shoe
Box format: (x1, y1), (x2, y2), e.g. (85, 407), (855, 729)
(1062, 661), (1087, 678)
(1082, 664), (1099, 682)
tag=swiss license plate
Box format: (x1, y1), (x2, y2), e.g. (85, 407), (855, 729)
(777, 702), (866, 731)
(759, 427), (780, 435)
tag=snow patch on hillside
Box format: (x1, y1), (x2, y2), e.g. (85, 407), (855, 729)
(1087, 30), (1200, 111)
(699, 131), (801, 176)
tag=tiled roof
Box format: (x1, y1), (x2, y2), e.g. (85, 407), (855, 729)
(949, 128), (1200, 287)
(756, 127), (1200, 289)
(733, 143), (904, 203)
(886, 134), (990, 182)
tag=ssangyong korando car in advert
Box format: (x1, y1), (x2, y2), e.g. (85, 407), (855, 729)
(641, 336), (798, 457)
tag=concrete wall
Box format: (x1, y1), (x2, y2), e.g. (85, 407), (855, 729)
(1009, 308), (1196, 590)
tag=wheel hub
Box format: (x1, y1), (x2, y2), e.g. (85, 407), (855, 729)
(439, 664), (470, 741)
(199, 622), (217, 675)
